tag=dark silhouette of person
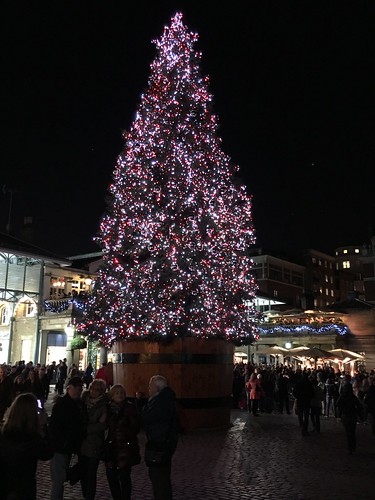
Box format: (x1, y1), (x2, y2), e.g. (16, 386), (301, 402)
(293, 371), (314, 436)
(337, 383), (364, 454)
(142, 375), (179, 500)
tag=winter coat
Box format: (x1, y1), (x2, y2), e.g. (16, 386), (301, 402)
(104, 400), (141, 469)
(0, 430), (53, 499)
(49, 393), (87, 454)
(311, 384), (324, 408)
(364, 385), (375, 414)
(337, 387), (363, 423)
(141, 386), (179, 459)
(80, 391), (107, 459)
(247, 379), (264, 400)
(0, 376), (13, 420)
(293, 375), (314, 410)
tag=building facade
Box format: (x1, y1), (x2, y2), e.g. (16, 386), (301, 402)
(0, 234), (97, 368)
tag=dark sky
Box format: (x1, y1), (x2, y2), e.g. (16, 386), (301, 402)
(1, 2), (375, 257)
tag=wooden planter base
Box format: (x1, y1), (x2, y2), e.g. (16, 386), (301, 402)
(112, 337), (234, 430)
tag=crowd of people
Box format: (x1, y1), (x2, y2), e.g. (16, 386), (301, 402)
(233, 361), (375, 453)
(0, 360), (180, 500)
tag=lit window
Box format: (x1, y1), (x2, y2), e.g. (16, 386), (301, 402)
(273, 290), (278, 297)
(355, 248), (360, 254)
(326, 288), (329, 296)
(343, 261), (351, 269)
(314, 299), (318, 307)
(331, 290), (334, 297)
(343, 249), (348, 254)
(325, 275), (329, 282)
(335, 251), (338, 256)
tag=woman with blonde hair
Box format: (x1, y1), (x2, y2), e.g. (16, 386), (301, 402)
(0, 392), (53, 499)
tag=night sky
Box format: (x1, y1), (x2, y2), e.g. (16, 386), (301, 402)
(1, 2), (374, 257)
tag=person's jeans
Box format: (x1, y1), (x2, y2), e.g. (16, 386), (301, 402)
(310, 406), (321, 432)
(297, 406), (310, 434)
(106, 465), (132, 500)
(342, 417), (357, 453)
(80, 455), (100, 500)
(148, 462), (173, 500)
(50, 452), (70, 500)
(325, 395), (334, 416)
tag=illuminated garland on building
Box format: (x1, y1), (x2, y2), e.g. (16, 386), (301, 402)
(77, 13), (258, 347)
(257, 323), (349, 336)
(44, 297), (88, 313)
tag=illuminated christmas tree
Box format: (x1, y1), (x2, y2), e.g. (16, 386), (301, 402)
(79, 12), (258, 347)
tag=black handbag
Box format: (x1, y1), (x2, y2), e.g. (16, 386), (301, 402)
(66, 459), (81, 486)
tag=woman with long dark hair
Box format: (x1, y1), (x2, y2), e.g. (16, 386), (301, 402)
(0, 392), (53, 499)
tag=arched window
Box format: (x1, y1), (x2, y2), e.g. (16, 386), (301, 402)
(0, 305), (9, 325)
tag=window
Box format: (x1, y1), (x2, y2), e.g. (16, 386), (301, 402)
(326, 288), (329, 296)
(16, 300), (36, 318)
(343, 261), (351, 269)
(343, 249), (348, 254)
(50, 277), (66, 298)
(355, 248), (360, 254)
(273, 290), (278, 298)
(331, 290), (334, 297)
(325, 275), (329, 282)
(0, 306), (9, 325)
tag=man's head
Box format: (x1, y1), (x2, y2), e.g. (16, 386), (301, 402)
(66, 376), (84, 400)
(148, 375), (168, 397)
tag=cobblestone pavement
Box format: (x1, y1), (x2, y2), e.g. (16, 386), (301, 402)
(37, 400), (375, 499)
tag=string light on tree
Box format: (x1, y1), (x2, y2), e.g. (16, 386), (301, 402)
(78, 12), (258, 346)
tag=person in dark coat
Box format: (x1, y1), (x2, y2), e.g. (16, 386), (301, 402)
(293, 371), (314, 436)
(364, 376), (375, 437)
(141, 375), (179, 500)
(276, 368), (291, 414)
(83, 362), (94, 388)
(0, 365), (14, 421)
(49, 376), (87, 500)
(80, 378), (108, 500)
(0, 392), (53, 500)
(337, 382), (364, 454)
(103, 383), (141, 500)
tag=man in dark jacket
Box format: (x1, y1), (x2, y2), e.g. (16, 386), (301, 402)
(49, 376), (87, 500)
(141, 375), (179, 500)
(293, 371), (314, 436)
